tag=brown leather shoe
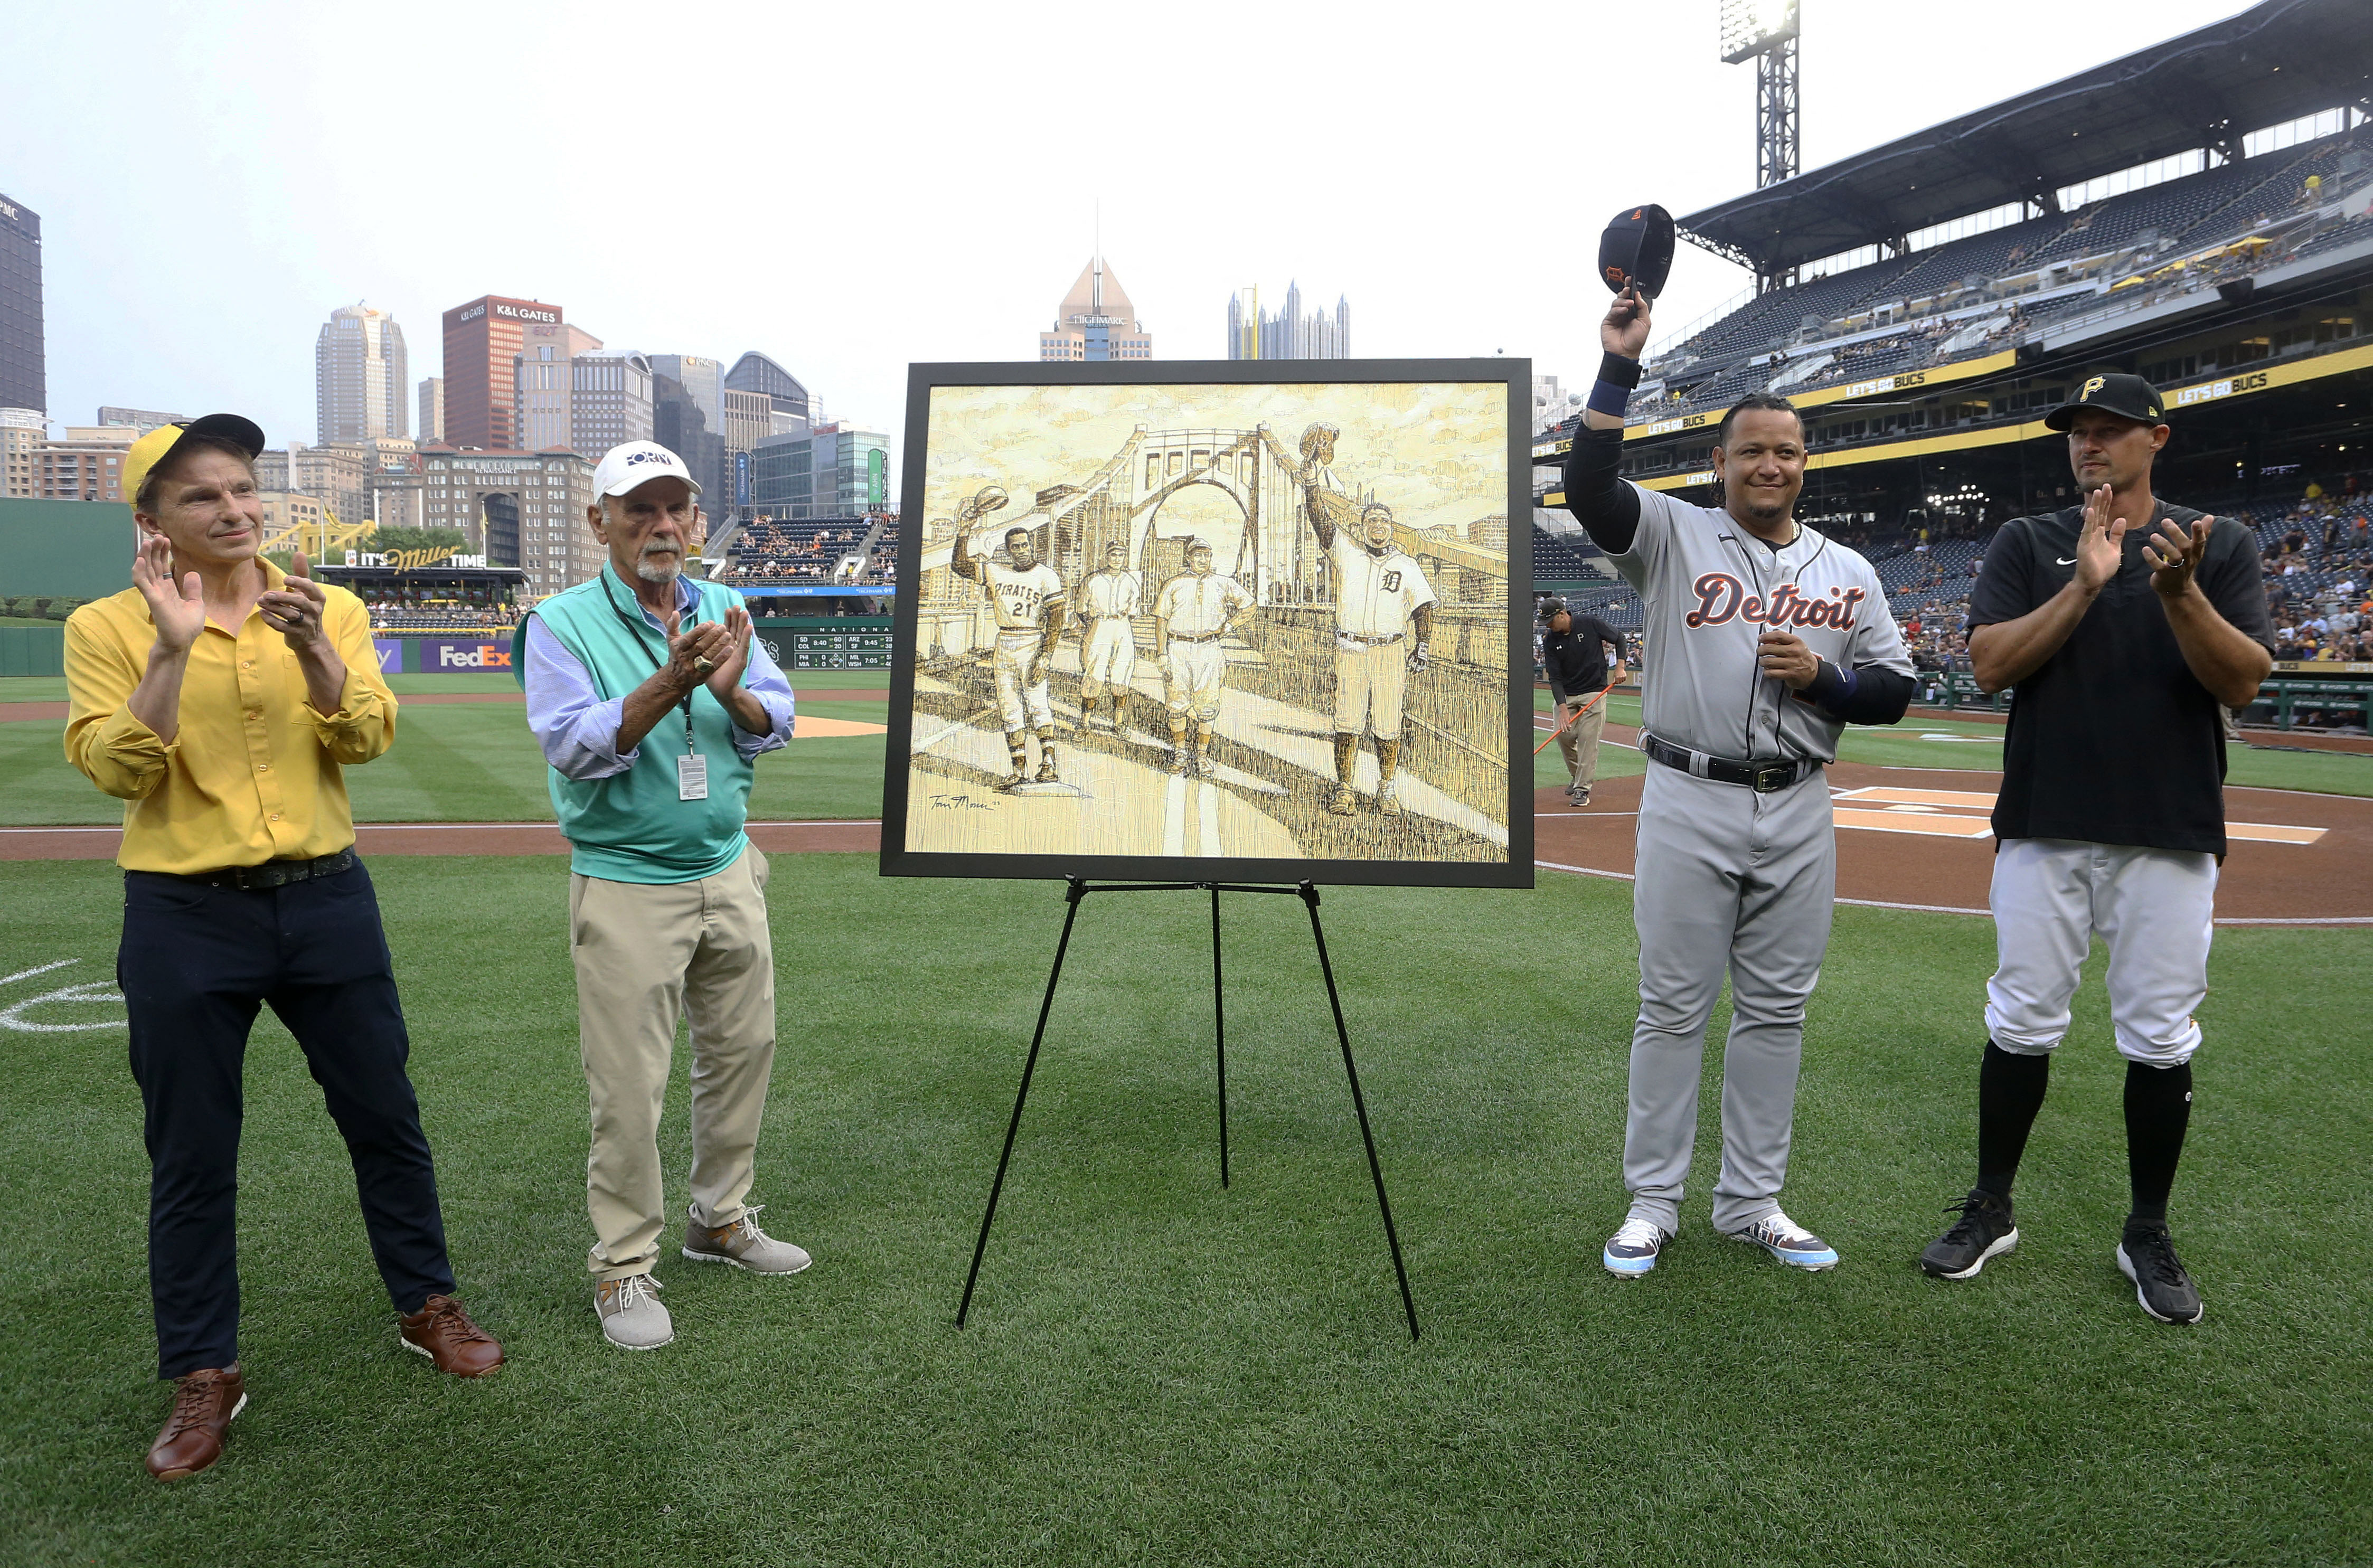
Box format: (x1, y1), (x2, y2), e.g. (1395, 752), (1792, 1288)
(146, 1364), (246, 1481)
(397, 1294), (505, 1377)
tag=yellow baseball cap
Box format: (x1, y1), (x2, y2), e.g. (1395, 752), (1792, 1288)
(123, 414), (267, 513)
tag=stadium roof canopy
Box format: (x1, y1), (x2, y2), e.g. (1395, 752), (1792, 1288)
(1679, 0), (2373, 276)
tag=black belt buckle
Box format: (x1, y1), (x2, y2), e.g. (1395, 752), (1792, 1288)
(1752, 761), (1795, 794)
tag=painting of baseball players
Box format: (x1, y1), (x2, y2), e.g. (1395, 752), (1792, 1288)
(896, 377), (1515, 870)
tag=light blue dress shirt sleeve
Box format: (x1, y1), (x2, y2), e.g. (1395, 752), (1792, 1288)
(732, 622), (797, 760)
(523, 615), (638, 781)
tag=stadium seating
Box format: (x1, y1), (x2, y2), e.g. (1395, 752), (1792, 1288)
(1636, 125), (2373, 428)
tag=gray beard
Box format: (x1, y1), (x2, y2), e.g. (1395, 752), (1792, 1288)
(636, 554), (682, 585)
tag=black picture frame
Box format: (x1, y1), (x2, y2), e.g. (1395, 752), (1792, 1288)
(880, 357), (1534, 889)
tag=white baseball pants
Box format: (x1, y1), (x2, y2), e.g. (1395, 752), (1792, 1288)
(1985, 837), (2216, 1066)
(992, 631), (1052, 732)
(1164, 641), (1228, 720)
(1080, 618), (1137, 695)
(1333, 641), (1408, 736)
(1624, 762), (1835, 1235)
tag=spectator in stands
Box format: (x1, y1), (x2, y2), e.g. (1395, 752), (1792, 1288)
(519, 442), (807, 1353)
(67, 415), (503, 1480)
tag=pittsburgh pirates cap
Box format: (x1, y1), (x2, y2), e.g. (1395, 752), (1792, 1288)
(592, 440), (702, 498)
(1599, 204), (1676, 299)
(123, 414), (267, 513)
(2046, 373), (2167, 431)
(1538, 596), (1569, 621)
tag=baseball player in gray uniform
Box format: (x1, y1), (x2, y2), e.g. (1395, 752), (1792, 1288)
(1564, 282), (1916, 1279)
(1075, 541), (1142, 736)
(952, 524), (1066, 788)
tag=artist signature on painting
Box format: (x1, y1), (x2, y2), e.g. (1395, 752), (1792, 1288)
(930, 793), (994, 810)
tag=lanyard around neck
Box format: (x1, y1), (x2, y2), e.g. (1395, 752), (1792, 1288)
(600, 572), (696, 756)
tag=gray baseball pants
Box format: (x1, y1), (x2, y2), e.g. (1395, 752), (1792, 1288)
(1624, 761), (1835, 1234)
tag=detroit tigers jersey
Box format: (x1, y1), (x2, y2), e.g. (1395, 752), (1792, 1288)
(1610, 486), (1909, 763)
(1154, 573), (1252, 637)
(1078, 569), (1142, 619)
(979, 558), (1064, 631)
(1328, 535), (1438, 639)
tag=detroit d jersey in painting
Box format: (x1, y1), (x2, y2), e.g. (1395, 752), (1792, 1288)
(1610, 487), (1909, 762)
(1326, 534), (1438, 639)
(980, 559), (1065, 631)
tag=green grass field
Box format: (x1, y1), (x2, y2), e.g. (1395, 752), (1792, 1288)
(2, 855), (2366, 1565)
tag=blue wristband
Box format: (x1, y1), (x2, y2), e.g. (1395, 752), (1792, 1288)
(1586, 380), (1632, 417)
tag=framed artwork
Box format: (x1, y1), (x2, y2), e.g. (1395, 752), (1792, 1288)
(880, 358), (1532, 888)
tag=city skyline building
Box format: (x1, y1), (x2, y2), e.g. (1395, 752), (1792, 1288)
(1, 405), (41, 497)
(418, 377), (444, 443)
(1227, 281), (1349, 360)
(416, 443), (598, 594)
(0, 190), (42, 416)
(97, 407), (190, 433)
(315, 301), (409, 444)
(653, 371), (727, 520)
(748, 422), (890, 519)
(1041, 255), (1152, 361)
(648, 354), (722, 432)
(569, 352), (654, 459)
(439, 294), (562, 449)
(513, 320), (605, 454)
(724, 352), (812, 436)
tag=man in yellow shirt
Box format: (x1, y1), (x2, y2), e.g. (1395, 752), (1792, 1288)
(64, 415), (501, 1484)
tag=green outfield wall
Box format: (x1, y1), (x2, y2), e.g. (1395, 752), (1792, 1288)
(0, 498), (135, 602)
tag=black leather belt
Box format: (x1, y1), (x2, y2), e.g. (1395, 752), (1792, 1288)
(177, 848), (358, 890)
(1641, 734), (1818, 794)
(1339, 631), (1405, 646)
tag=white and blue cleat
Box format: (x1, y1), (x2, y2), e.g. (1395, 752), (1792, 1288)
(1602, 1216), (1671, 1278)
(1722, 1210), (1840, 1271)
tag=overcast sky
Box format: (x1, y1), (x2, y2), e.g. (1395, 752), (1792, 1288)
(6, 0), (2256, 455)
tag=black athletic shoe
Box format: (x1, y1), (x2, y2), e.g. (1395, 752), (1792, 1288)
(1920, 1190), (2019, 1280)
(2116, 1225), (2205, 1325)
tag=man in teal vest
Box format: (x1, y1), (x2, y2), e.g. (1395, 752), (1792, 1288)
(519, 441), (809, 1351)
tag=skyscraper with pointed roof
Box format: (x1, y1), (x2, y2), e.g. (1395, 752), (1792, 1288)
(1039, 255), (1152, 361)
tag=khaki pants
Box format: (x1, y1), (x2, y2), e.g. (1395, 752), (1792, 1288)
(570, 846), (776, 1281)
(1558, 696), (1608, 788)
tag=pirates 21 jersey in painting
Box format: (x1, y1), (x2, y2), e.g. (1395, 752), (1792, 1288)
(981, 559), (1065, 631)
(1610, 488), (1910, 761)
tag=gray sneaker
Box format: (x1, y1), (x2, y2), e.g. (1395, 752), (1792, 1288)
(594, 1273), (673, 1350)
(682, 1204), (813, 1276)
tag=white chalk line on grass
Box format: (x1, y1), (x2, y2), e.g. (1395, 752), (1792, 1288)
(0, 958), (125, 1033)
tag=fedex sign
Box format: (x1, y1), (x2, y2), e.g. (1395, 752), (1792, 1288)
(429, 640), (513, 670)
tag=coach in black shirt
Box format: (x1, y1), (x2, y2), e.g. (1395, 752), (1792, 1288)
(1538, 598), (1628, 807)
(1918, 374), (2271, 1326)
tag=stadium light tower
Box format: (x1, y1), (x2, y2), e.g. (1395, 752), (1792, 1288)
(1721, 0), (1801, 291)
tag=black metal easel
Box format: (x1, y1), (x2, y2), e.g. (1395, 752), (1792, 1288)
(955, 876), (1419, 1341)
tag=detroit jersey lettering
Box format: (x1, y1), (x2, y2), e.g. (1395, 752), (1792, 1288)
(1327, 533), (1438, 639)
(1611, 487), (1909, 761)
(981, 559), (1063, 630)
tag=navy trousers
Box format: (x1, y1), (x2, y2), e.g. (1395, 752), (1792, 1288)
(117, 859), (456, 1379)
